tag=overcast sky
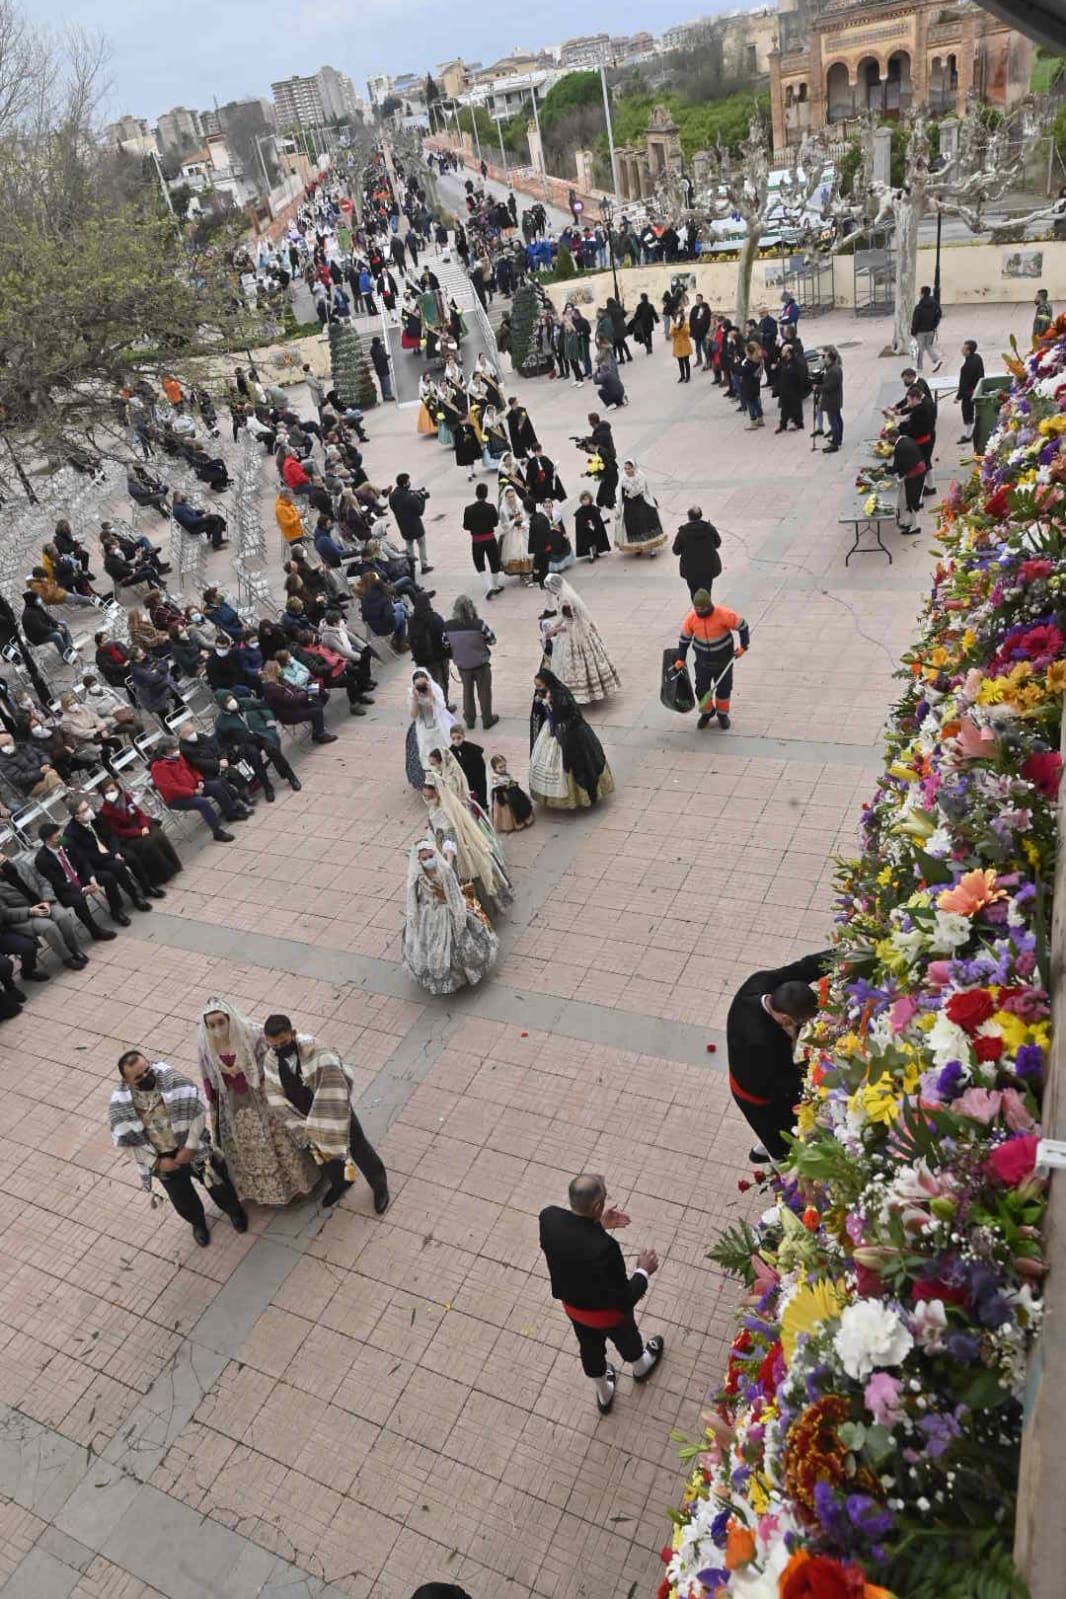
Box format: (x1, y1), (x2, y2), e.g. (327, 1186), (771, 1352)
(21, 0), (766, 119)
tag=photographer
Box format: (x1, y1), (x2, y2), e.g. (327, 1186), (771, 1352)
(388, 473), (433, 579)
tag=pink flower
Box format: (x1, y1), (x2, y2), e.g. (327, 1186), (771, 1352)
(985, 1134), (1040, 1186)
(956, 716), (999, 760)
(927, 961), (953, 989)
(954, 1087), (1002, 1124)
(889, 995), (919, 1034)
(1001, 1087), (1037, 1132)
(864, 1371), (904, 1427)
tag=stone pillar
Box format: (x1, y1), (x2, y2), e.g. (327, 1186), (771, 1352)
(939, 117), (959, 168)
(912, 12), (929, 105)
(956, 13), (976, 110)
(574, 148), (595, 193)
(769, 51), (785, 152)
(872, 126), (893, 186)
(527, 119), (543, 175)
(809, 34), (826, 133)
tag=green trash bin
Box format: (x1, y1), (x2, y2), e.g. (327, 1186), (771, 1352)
(972, 375), (1012, 456)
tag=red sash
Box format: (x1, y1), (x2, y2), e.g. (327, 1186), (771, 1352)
(563, 1303), (624, 1328)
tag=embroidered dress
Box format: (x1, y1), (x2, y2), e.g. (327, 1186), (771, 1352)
(542, 575), (621, 705)
(402, 843), (498, 994)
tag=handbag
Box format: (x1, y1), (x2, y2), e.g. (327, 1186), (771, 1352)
(660, 648), (695, 714)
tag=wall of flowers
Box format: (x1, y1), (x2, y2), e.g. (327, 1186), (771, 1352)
(660, 324), (1066, 1599)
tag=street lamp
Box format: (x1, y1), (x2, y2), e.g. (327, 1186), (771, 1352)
(933, 202), (943, 308)
(600, 195), (620, 302)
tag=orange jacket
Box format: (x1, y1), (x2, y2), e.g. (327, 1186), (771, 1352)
(678, 604), (749, 659)
(275, 496), (305, 543)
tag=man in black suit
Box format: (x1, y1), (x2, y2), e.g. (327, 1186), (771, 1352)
(726, 950), (831, 1164)
(538, 1173), (664, 1414)
(34, 823), (118, 940)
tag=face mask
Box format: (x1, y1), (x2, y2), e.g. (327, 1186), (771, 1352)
(0, 744), (13, 756)
(215, 647), (229, 657)
(276, 1040), (298, 1062)
(103, 790), (119, 803)
(137, 1069), (157, 1091)
(185, 731), (198, 742)
(31, 725), (50, 739)
(191, 612), (203, 623)
(419, 852), (438, 870)
(225, 699), (238, 712)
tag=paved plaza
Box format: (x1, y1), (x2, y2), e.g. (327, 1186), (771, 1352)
(0, 298), (1031, 1598)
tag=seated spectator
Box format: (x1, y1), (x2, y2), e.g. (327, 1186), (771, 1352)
(53, 518), (93, 576)
(57, 690), (124, 770)
(26, 711), (99, 784)
(177, 725), (253, 805)
(189, 444), (230, 492)
(61, 796), (151, 918)
(100, 521), (167, 569)
(284, 571), (329, 626)
(259, 660), (337, 743)
(320, 609), (377, 676)
(148, 740), (243, 842)
(313, 517), (347, 570)
(28, 565), (96, 611)
(33, 823), (118, 940)
(213, 689), (302, 802)
(0, 727), (64, 800)
(20, 591), (76, 662)
(0, 854), (88, 969)
(167, 621), (208, 678)
(280, 449), (311, 496)
(280, 594), (317, 637)
(41, 545), (95, 596)
(203, 634), (256, 694)
(128, 647), (181, 716)
(296, 630), (374, 715)
(306, 472), (334, 520)
(257, 618), (287, 661)
(173, 492), (228, 550)
(80, 674), (143, 738)
(127, 465), (170, 516)
(94, 632), (132, 692)
(202, 587), (243, 640)
(128, 607), (172, 659)
(146, 590), (184, 632)
(96, 782), (181, 893)
(102, 539), (158, 591)
(356, 572), (408, 653)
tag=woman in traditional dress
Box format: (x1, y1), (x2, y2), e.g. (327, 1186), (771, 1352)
(573, 491), (612, 562)
(420, 771), (513, 919)
(426, 746), (510, 887)
(614, 459), (665, 556)
(480, 406), (508, 469)
(490, 755), (534, 834)
(541, 574), (621, 704)
(416, 373), (438, 436)
(197, 997), (320, 1205)
(529, 668), (615, 810)
(406, 668), (457, 789)
(401, 295), (423, 353)
(453, 415), (481, 482)
(403, 838), (498, 995)
(496, 452), (527, 505)
(498, 485), (535, 584)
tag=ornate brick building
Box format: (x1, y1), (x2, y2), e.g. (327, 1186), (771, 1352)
(769, 0), (1034, 152)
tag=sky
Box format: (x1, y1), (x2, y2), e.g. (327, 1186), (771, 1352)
(20, 0), (767, 120)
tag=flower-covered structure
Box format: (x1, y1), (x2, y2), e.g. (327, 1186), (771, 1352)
(661, 325), (1066, 1599)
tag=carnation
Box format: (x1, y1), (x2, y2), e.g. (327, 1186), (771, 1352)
(908, 1297), (949, 1353)
(927, 1011), (975, 1068)
(834, 1300), (914, 1380)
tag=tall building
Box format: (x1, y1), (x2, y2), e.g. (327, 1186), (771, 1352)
(105, 115), (157, 156)
(316, 65), (359, 120)
(272, 75), (325, 129)
(367, 73), (393, 107)
(156, 106), (203, 156)
(559, 34), (611, 68)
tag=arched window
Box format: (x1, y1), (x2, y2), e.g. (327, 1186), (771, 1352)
(826, 62), (851, 123)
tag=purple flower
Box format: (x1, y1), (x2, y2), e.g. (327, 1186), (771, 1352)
(813, 1480), (850, 1542)
(1015, 1043), (1044, 1080)
(936, 1060), (965, 1098)
(918, 1410), (962, 1458)
(697, 1570), (730, 1591)
(845, 1494), (895, 1538)
(947, 1331), (981, 1363)
(731, 1464), (751, 1491)
(710, 1508), (730, 1548)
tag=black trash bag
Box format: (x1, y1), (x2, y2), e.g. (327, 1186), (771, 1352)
(660, 648), (694, 713)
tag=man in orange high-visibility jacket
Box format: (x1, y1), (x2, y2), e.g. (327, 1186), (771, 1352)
(676, 588), (749, 730)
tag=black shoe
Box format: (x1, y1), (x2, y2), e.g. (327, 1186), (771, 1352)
(212, 829), (235, 842)
(632, 1335), (665, 1384)
(312, 732), (337, 744)
(358, 695), (375, 705)
(289, 777), (302, 792)
(811, 427), (824, 436)
(822, 445), (839, 454)
(262, 785), (276, 803)
(349, 703), (367, 715)
(957, 434), (972, 444)
(5, 986), (26, 1004)
(64, 954), (89, 969)
(133, 900), (153, 912)
(420, 564), (434, 573)
(749, 1143), (770, 1163)
(192, 1223), (210, 1247)
(482, 714), (499, 730)
(697, 713), (713, 730)
(718, 713), (731, 730)
(365, 680), (378, 690)
(147, 888), (167, 899)
(464, 715), (476, 729)
(321, 1180), (353, 1208)
(234, 806), (254, 820)
(230, 1208), (248, 1233)
(25, 971), (50, 982)
(90, 927), (117, 941)
(373, 1183), (390, 1215)
(111, 911), (132, 927)
(597, 1364), (617, 1415)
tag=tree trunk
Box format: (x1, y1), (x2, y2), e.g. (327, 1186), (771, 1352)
(735, 228), (759, 328)
(892, 195), (923, 355)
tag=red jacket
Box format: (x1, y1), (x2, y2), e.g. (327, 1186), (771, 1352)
(282, 456), (309, 490)
(97, 792), (152, 840)
(150, 753), (202, 804)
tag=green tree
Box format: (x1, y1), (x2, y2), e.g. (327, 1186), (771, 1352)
(553, 243), (576, 280)
(328, 321), (377, 409)
(538, 71), (602, 135)
(510, 280), (548, 374)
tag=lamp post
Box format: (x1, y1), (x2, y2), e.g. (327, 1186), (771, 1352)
(495, 108), (507, 179)
(527, 80), (549, 202)
(599, 61), (619, 198)
(600, 195), (620, 302)
(933, 203), (943, 308)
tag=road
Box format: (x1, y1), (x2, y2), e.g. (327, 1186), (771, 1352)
(430, 159), (574, 234)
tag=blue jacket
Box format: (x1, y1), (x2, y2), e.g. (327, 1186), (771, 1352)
(314, 528), (345, 569)
(359, 583), (396, 636)
(206, 600), (242, 639)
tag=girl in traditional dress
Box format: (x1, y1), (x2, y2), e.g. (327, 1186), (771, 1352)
(541, 574), (621, 704)
(490, 755), (534, 834)
(614, 459), (665, 555)
(453, 416), (481, 481)
(402, 839), (498, 995)
(197, 997), (320, 1205)
(573, 491), (612, 562)
(416, 373), (438, 437)
(401, 295), (423, 352)
(420, 771), (512, 919)
(496, 452), (527, 505)
(480, 406), (508, 469)
(497, 485), (534, 584)
(529, 668), (615, 810)
(406, 669), (457, 789)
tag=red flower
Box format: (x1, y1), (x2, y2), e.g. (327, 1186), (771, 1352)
(1022, 751), (1063, 799)
(945, 988), (995, 1033)
(983, 487), (1010, 520)
(737, 1179), (752, 1193)
(757, 1338), (783, 1397)
(656, 1577), (671, 1599)
(854, 1263), (885, 1298)
(985, 1134), (1040, 1187)
(974, 1035), (1005, 1063)
(780, 1552), (865, 1599)
(1019, 558), (1053, 582)
(912, 1277), (969, 1306)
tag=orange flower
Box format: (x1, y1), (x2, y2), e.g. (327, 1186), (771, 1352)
(802, 1206), (820, 1232)
(937, 868), (1004, 917)
(725, 1522), (756, 1570)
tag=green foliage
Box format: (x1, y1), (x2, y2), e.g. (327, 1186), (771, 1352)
(1031, 47), (1065, 95)
(880, 1528), (1031, 1599)
(607, 89), (770, 160)
(510, 280), (549, 374)
(554, 243), (576, 281)
(328, 321), (377, 409)
(838, 137), (862, 198)
(1053, 103), (1066, 155)
(705, 1219), (759, 1287)
(538, 72), (602, 135)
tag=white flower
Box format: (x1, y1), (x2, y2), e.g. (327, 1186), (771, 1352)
(925, 826), (952, 860)
(927, 1011), (973, 1067)
(929, 910), (973, 952)
(890, 926), (927, 966)
(834, 1300), (914, 1380)
(908, 1297), (948, 1354)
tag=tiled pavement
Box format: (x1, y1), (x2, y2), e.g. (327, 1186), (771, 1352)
(0, 301), (1030, 1597)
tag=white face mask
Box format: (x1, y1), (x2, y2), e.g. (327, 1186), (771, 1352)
(225, 699), (238, 712)
(0, 743), (13, 756)
(103, 790), (119, 803)
(30, 725), (50, 739)
(185, 731), (198, 742)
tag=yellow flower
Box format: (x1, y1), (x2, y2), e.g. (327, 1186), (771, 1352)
(796, 1101), (818, 1135)
(1047, 660), (1066, 694)
(1024, 838), (1041, 869)
(994, 1011), (1029, 1052)
(780, 1278), (849, 1362)
(877, 865), (893, 886)
(860, 1076), (902, 1125)
(961, 628), (977, 652)
(748, 1472), (771, 1515)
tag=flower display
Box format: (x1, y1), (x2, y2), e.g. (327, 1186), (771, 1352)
(660, 322), (1066, 1598)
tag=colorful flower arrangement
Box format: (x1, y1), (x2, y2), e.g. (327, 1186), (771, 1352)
(660, 322), (1066, 1599)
